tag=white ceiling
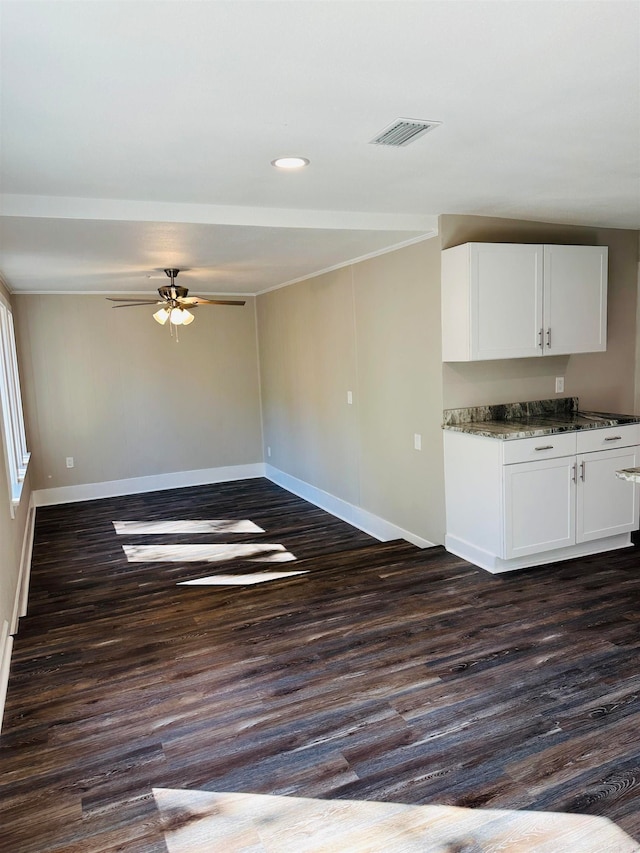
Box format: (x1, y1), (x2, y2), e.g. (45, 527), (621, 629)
(1, 0), (638, 296)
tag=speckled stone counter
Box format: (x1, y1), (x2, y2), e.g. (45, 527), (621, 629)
(616, 467), (640, 483)
(443, 397), (640, 440)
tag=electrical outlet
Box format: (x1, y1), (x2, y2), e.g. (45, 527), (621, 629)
(66, 457), (74, 468)
(347, 391), (353, 405)
(267, 446), (271, 458)
(414, 433), (422, 451)
(555, 376), (565, 394)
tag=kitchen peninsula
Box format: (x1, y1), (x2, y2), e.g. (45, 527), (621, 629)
(443, 398), (640, 573)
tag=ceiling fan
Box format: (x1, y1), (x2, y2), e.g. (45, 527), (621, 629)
(107, 268), (245, 330)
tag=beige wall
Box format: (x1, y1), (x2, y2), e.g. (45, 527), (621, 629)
(258, 267), (360, 505)
(13, 294), (263, 491)
(257, 238), (445, 545)
(440, 215), (640, 413)
(0, 280), (32, 632)
(353, 243), (444, 541)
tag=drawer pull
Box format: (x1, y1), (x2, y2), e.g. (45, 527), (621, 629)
(604, 435), (622, 441)
(535, 445), (554, 451)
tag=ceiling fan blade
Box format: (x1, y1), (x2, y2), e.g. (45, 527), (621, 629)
(187, 298), (246, 306)
(107, 298), (160, 304)
(111, 302), (164, 308)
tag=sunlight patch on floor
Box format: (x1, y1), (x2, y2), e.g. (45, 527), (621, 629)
(153, 789), (639, 853)
(178, 570), (309, 586)
(123, 543), (296, 563)
(113, 520), (265, 534)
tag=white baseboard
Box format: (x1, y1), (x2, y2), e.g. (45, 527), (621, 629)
(30, 462), (436, 550)
(11, 501), (36, 632)
(265, 464), (435, 549)
(1, 502), (36, 732)
(0, 620), (13, 735)
(31, 463), (267, 507)
(445, 532), (633, 574)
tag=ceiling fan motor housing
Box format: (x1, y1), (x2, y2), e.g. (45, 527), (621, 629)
(158, 285), (189, 302)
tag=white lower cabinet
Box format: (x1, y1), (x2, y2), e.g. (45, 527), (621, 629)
(504, 446), (638, 559)
(444, 425), (640, 573)
(576, 446), (639, 542)
(504, 456), (576, 559)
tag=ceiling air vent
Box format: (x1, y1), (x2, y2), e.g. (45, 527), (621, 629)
(369, 118), (441, 147)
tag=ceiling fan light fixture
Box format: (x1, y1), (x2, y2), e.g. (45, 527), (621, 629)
(271, 156), (310, 170)
(109, 267), (242, 339)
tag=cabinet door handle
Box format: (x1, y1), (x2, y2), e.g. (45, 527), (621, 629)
(580, 460), (586, 481)
(572, 463), (577, 483)
(538, 328), (544, 349)
(604, 435), (622, 441)
(546, 328), (551, 348)
(535, 445), (554, 451)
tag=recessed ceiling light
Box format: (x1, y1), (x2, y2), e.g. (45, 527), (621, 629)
(271, 156), (310, 170)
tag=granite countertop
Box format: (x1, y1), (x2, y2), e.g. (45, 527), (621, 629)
(615, 468), (640, 483)
(443, 397), (640, 440)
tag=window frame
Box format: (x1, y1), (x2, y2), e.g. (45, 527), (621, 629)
(0, 293), (30, 515)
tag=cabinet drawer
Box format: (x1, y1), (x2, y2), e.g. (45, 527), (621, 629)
(502, 432), (576, 465)
(576, 424), (640, 453)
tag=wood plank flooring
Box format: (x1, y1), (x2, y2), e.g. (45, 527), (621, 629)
(1, 478), (640, 851)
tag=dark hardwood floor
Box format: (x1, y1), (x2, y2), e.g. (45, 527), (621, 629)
(1, 478), (639, 851)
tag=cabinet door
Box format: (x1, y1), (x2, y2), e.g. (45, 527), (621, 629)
(576, 447), (638, 543)
(504, 456), (576, 559)
(470, 243), (544, 360)
(543, 245), (607, 355)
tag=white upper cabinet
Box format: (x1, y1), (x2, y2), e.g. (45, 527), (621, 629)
(542, 244), (608, 355)
(441, 243), (608, 361)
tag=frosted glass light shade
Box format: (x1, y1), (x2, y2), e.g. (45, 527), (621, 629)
(153, 306), (194, 327)
(153, 307), (169, 325)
